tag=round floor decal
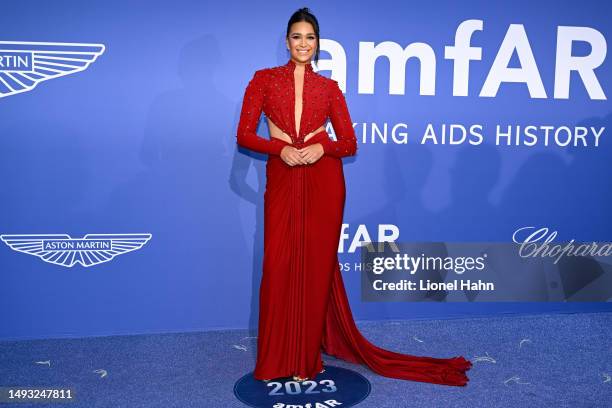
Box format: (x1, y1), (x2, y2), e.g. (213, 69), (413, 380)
(234, 365), (371, 408)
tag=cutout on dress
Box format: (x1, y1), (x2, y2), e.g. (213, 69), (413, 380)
(266, 116), (293, 144)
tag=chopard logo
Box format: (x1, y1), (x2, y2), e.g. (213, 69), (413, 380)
(1, 234), (152, 267)
(0, 41), (105, 98)
(512, 226), (612, 264)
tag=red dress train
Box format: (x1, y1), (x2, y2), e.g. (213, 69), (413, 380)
(236, 58), (472, 386)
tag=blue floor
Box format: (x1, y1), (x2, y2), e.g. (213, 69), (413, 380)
(1, 312), (611, 407)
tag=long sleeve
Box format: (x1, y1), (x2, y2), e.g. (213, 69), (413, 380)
(236, 70), (289, 155)
(320, 79), (358, 158)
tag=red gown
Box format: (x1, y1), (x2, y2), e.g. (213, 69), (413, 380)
(236, 58), (472, 386)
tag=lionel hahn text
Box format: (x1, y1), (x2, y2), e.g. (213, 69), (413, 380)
(373, 279), (495, 291)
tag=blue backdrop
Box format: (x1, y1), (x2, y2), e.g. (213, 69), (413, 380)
(1, 0), (611, 340)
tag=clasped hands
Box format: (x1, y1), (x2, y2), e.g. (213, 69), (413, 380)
(280, 143), (324, 167)
(269, 122), (326, 167)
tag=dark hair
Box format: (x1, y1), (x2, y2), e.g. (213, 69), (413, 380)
(286, 7), (320, 66)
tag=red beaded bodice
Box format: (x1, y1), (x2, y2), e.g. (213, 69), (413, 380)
(236, 58), (358, 158)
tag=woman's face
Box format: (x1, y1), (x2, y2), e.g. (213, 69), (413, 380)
(286, 21), (317, 63)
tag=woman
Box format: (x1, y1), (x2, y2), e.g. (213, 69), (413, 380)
(236, 8), (473, 386)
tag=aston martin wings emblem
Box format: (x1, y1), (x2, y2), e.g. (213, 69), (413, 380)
(0, 234), (152, 267)
(0, 41), (105, 98)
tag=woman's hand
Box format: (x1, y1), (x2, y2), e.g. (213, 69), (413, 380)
(273, 123), (326, 166)
(297, 143), (324, 165)
(280, 146), (309, 166)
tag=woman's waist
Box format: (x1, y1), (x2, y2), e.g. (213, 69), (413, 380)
(270, 128), (328, 147)
(301, 129), (329, 146)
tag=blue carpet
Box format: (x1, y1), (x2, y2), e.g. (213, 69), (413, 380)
(1, 312), (611, 407)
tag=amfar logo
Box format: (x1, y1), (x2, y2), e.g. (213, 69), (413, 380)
(0, 41), (105, 98)
(319, 19), (607, 99)
(0, 234), (152, 267)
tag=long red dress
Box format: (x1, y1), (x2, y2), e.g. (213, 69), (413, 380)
(236, 58), (472, 386)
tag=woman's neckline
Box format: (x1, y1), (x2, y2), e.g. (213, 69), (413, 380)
(286, 58), (313, 72)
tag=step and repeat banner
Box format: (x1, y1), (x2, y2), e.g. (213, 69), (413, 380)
(1, 1), (611, 340)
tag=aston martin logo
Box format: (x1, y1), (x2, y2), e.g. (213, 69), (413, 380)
(0, 41), (105, 98)
(0, 234), (152, 267)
